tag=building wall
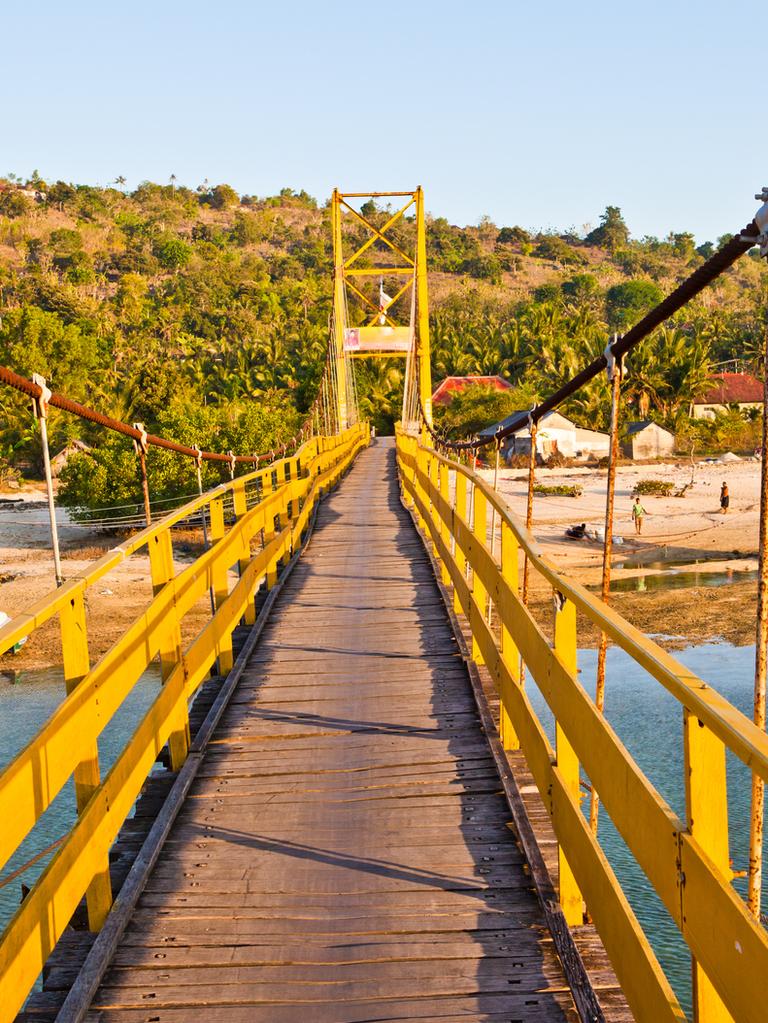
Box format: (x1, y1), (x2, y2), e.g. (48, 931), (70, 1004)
(692, 401), (762, 421)
(626, 426), (675, 458)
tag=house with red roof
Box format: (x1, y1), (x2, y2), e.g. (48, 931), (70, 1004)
(431, 375), (512, 407)
(692, 373), (764, 420)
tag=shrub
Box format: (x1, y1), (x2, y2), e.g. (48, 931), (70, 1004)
(633, 479), (674, 497)
(0, 457), (20, 486)
(606, 279), (664, 331)
(153, 235), (192, 270)
(544, 449), (572, 468)
(533, 483), (583, 497)
(496, 225), (530, 245)
(0, 191), (30, 219)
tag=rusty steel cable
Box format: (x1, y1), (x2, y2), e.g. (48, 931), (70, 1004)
(0, 364), (325, 465)
(418, 219), (760, 453)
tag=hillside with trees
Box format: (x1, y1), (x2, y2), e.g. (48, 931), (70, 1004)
(0, 174), (765, 506)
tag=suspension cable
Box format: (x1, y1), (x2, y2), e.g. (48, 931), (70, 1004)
(0, 364), (325, 465)
(419, 218), (761, 452)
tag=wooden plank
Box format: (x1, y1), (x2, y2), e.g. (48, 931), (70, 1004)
(53, 441), (604, 1023)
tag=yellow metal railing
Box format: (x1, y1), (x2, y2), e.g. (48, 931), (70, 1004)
(397, 429), (768, 1023)
(0, 423), (369, 1021)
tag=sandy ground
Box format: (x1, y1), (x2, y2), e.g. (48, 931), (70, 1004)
(0, 485), (215, 675)
(0, 457), (762, 674)
(477, 457), (761, 649)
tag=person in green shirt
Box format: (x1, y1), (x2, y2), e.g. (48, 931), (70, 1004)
(631, 497), (647, 535)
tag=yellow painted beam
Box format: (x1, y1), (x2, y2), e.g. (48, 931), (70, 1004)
(396, 433), (768, 1023)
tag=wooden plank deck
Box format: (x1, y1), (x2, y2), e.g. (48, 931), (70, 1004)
(79, 439), (597, 1022)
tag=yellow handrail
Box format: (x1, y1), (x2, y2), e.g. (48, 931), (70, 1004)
(397, 429), (768, 1023)
(0, 423), (369, 1021)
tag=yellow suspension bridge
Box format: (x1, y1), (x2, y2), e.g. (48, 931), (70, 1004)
(1, 188), (768, 1023)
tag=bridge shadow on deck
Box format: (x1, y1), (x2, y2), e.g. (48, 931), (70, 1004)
(89, 439), (575, 1023)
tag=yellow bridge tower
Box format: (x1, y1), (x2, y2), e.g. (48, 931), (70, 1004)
(330, 188), (433, 430)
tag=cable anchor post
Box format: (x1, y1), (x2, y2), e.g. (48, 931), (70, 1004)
(746, 187), (768, 257)
(604, 334), (624, 383)
(132, 422), (152, 527)
(32, 373), (63, 587)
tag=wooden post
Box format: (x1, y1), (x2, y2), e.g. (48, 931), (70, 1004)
(522, 421), (537, 607)
(749, 319), (768, 919)
(553, 592), (584, 926)
(591, 350), (622, 836)
(60, 592), (113, 930)
(194, 448), (216, 617)
(488, 440), (501, 625)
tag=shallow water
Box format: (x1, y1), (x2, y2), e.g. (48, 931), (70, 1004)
(0, 647), (762, 1018)
(525, 642), (764, 1017)
(0, 665), (162, 935)
(596, 568), (757, 593)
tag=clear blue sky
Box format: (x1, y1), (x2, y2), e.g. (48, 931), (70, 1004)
(5, 0), (766, 242)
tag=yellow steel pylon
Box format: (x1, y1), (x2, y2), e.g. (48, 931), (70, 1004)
(330, 188), (433, 429)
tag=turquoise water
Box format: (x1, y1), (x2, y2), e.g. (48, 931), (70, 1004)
(525, 642), (763, 1017)
(0, 665), (162, 934)
(0, 645), (762, 1017)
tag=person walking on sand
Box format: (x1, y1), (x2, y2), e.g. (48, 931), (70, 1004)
(720, 482), (730, 514)
(631, 497), (646, 535)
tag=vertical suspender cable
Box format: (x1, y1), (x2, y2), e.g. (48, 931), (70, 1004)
(132, 422), (152, 527)
(32, 374), (63, 588)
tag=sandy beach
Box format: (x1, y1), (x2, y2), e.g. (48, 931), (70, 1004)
(0, 486), (213, 674)
(0, 456), (762, 673)
(478, 456), (760, 648)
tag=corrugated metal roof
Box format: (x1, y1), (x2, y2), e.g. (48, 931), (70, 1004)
(431, 375), (512, 405)
(696, 372), (763, 405)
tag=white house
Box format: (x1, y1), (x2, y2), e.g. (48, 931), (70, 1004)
(479, 411), (609, 461)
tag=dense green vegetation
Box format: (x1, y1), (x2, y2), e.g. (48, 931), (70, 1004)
(0, 172), (766, 507)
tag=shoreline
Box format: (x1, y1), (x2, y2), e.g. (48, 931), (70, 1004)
(1, 458), (764, 672)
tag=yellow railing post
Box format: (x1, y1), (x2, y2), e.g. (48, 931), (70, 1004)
(499, 522), (521, 750)
(471, 486), (487, 665)
(209, 494), (233, 673)
(453, 470), (467, 616)
(553, 591), (584, 926)
(684, 712), (734, 1023)
(438, 460), (451, 587)
(266, 464), (290, 590)
(231, 480), (255, 625)
(262, 467), (275, 543)
(414, 445), (428, 530)
(427, 455), (438, 559)
(272, 462), (286, 539)
(148, 529), (190, 770)
(59, 592), (113, 931)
